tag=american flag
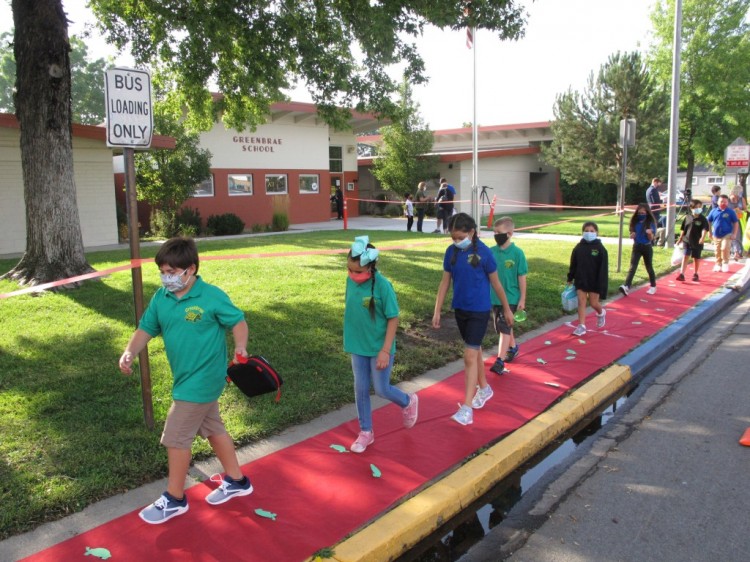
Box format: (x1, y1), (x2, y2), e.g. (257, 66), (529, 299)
(466, 27), (473, 49)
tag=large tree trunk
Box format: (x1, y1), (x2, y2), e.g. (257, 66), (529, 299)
(2, 0), (93, 287)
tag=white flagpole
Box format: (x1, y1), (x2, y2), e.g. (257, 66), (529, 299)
(472, 26), (479, 228)
(666, 0), (682, 249)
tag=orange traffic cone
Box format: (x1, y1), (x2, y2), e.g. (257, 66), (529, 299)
(739, 427), (750, 447)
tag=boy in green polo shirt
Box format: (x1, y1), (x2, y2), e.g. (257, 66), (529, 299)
(489, 217), (528, 375)
(119, 237), (252, 524)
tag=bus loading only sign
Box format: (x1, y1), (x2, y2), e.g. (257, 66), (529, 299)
(104, 67), (153, 148)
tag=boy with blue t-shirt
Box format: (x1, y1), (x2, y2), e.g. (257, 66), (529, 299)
(707, 195), (739, 272)
(489, 217), (528, 375)
(119, 237), (252, 524)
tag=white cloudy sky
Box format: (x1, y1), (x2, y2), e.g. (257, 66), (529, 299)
(1, 0), (659, 129)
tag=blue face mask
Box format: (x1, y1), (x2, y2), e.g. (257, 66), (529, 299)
(454, 237), (472, 250)
(692, 208), (702, 215)
(637, 214), (647, 221)
(582, 232), (598, 242)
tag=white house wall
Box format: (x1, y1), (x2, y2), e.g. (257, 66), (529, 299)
(199, 119), (329, 170)
(0, 130), (118, 256)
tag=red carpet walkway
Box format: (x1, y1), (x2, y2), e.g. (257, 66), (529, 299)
(21, 265), (741, 562)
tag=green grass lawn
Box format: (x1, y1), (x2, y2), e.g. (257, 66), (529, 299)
(0, 226), (677, 539)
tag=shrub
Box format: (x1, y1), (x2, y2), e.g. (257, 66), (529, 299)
(271, 212), (289, 231)
(251, 223), (266, 233)
(176, 207), (202, 236)
(150, 208), (177, 238)
(206, 213), (245, 236)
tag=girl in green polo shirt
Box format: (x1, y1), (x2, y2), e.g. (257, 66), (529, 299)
(344, 236), (418, 453)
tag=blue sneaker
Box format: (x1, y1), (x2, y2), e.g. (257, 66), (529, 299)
(504, 345), (520, 363)
(205, 474), (253, 505)
(139, 493), (189, 524)
(489, 358), (508, 375)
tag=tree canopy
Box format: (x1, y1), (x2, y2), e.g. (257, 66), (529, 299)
(372, 79), (437, 197)
(0, 32), (107, 125)
(648, 0), (750, 187)
(541, 51), (669, 187)
(88, 0), (526, 132)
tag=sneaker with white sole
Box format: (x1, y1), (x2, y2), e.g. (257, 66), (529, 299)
(402, 393), (419, 428)
(451, 404), (474, 426)
(350, 430), (374, 453)
(205, 474), (253, 505)
(596, 308), (606, 328)
(721, 264), (729, 273)
(471, 385), (494, 409)
(712, 264), (721, 272)
(139, 493), (189, 524)
(573, 324), (587, 336)
(618, 285), (629, 296)
(646, 286), (657, 295)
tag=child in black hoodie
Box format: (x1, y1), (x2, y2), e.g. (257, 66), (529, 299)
(566, 221), (609, 336)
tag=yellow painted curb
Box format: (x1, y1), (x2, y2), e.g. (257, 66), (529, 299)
(323, 364), (632, 562)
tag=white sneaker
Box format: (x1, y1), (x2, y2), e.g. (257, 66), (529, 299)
(596, 309), (606, 328)
(573, 324), (587, 336)
(713, 264), (721, 272)
(721, 264), (729, 273)
(471, 385), (494, 409)
(451, 404), (474, 426)
(618, 285), (629, 296)
(646, 286), (657, 295)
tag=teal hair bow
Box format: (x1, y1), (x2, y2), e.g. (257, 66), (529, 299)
(351, 235), (379, 265)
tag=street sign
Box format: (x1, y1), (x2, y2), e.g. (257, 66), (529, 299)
(104, 67), (153, 148)
(725, 138), (749, 174)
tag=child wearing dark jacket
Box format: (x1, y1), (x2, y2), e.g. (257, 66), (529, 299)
(567, 221), (609, 337)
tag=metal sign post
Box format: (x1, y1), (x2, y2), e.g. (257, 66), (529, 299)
(105, 67), (155, 429)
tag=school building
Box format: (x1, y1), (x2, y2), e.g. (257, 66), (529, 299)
(0, 112), (174, 256)
(114, 101), (384, 230)
(356, 122), (557, 215)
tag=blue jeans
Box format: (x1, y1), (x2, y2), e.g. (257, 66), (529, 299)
(351, 353), (409, 432)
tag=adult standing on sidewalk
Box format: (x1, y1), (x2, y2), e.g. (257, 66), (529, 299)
(646, 177), (664, 228)
(415, 181), (429, 232)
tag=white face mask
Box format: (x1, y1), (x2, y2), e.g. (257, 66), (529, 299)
(582, 231), (598, 242)
(692, 208), (703, 215)
(160, 269), (189, 292)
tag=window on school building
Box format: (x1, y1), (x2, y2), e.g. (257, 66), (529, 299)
(192, 175), (214, 198)
(265, 174), (288, 195)
(706, 176), (724, 185)
(228, 174), (253, 196)
(299, 174), (319, 194)
(691, 176), (698, 185)
(329, 146), (343, 173)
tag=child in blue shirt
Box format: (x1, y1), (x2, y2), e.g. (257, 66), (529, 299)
(619, 203), (658, 297)
(707, 195), (739, 272)
(344, 236), (418, 453)
(433, 213), (513, 426)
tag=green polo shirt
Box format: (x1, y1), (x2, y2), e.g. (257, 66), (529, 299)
(343, 271), (399, 356)
(489, 242), (528, 306)
(138, 276), (245, 403)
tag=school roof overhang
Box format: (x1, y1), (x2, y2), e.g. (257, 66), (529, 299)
(357, 121), (551, 165)
(208, 95), (387, 134)
(0, 113), (176, 151)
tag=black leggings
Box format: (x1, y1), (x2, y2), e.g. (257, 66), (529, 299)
(624, 243), (656, 287)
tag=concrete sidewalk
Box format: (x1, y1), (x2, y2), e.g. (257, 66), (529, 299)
(464, 282), (750, 561)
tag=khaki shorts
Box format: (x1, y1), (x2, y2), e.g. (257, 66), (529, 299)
(160, 400), (227, 449)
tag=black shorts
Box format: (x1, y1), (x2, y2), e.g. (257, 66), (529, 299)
(492, 304), (517, 335)
(454, 309), (490, 349)
(436, 208), (446, 220)
(683, 242), (704, 259)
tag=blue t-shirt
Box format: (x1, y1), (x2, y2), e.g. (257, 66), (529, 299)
(633, 219), (653, 245)
(707, 207), (738, 238)
(443, 238), (497, 312)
